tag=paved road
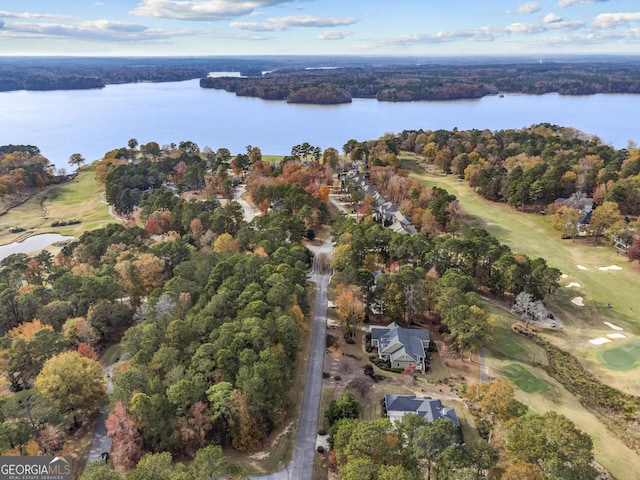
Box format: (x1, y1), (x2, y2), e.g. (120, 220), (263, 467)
(87, 365), (114, 464)
(250, 238), (333, 480)
(235, 186), (255, 222)
(478, 349), (488, 383)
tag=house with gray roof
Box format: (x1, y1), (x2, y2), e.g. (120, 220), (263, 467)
(384, 394), (460, 428)
(370, 322), (431, 372)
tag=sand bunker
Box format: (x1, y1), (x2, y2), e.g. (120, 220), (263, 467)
(566, 282), (581, 288)
(561, 274), (568, 279)
(590, 337), (612, 345)
(599, 265), (623, 271)
(576, 265), (588, 270)
(607, 333), (627, 339)
(604, 322), (624, 331)
(571, 296), (584, 306)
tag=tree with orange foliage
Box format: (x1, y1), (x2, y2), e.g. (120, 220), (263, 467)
(106, 401), (144, 470)
(9, 319), (52, 341)
(77, 343), (99, 361)
(316, 184), (330, 203)
(335, 284), (365, 339)
(501, 462), (545, 480)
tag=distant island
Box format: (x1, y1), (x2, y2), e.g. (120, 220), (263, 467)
(201, 61), (640, 104)
(3, 56), (640, 104)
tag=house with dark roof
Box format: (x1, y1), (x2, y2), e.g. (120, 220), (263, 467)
(384, 394), (460, 428)
(370, 322), (430, 371)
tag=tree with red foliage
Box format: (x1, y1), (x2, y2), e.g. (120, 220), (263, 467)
(106, 401), (144, 470)
(402, 364), (416, 376)
(144, 218), (162, 235)
(628, 232), (640, 263)
(77, 342), (99, 361)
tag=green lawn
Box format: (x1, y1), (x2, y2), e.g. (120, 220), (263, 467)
(405, 161), (640, 333)
(599, 339), (640, 371)
(404, 158), (640, 389)
(0, 163), (115, 243)
(501, 363), (548, 393)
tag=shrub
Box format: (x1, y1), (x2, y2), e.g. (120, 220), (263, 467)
(316, 446), (324, 454)
(334, 375), (342, 381)
(318, 429), (327, 436)
(322, 372), (330, 379)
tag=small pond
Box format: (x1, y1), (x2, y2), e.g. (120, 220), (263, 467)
(0, 233), (75, 261)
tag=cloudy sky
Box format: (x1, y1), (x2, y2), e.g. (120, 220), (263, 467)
(1, 0), (639, 56)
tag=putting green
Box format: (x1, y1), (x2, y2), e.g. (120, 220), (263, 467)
(599, 339), (640, 371)
(501, 364), (548, 393)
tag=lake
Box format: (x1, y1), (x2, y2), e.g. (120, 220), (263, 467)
(0, 233), (75, 261)
(1, 78), (639, 171)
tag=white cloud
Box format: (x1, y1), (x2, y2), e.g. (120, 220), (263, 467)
(274, 15), (357, 27)
(130, 0), (292, 21)
(0, 10), (73, 20)
(531, 28), (640, 49)
(558, 0), (609, 8)
(1, 19), (192, 42)
(592, 13), (640, 29)
(231, 14), (357, 32)
(318, 30), (352, 40)
(381, 18), (584, 46)
(544, 13), (563, 23)
(506, 2), (541, 14)
(229, 21), (285, 32)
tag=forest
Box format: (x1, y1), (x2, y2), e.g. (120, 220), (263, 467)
(0, 129), (638, 479)
(338, 124), (640, 259)
(200, 60), (640, 103)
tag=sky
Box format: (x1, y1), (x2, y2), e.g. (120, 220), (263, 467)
(1, 0), (640, 57)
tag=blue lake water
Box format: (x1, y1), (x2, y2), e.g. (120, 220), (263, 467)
(0, 78), (639, 171)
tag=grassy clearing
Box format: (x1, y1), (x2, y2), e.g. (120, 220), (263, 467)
(262, 155), (285, 163)
(405, 159), (640, 392)
(0, 164), (114, 243)
(481, 301), (549, 368)
(599, 339), (640, 371)
(508, 360), (640, 480)
(100, 344), (125, 365)
(501, 364), (548, 393)
(483, 296), (640, 479)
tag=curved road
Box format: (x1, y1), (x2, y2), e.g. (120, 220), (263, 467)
(235, 186), (255, 223)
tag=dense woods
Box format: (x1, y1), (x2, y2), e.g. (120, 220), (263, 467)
(398, 124), (640, 256)
(0, 145), (59, 201)
(0, 141), (330, 477)
(0, 57), (274, 92)
(0, 126), (635, 478)
(201, 60), (640, 103)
